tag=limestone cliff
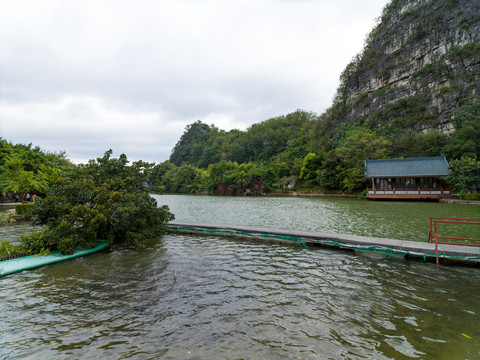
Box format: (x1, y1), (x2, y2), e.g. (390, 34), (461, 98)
(333, 0), (479, 133)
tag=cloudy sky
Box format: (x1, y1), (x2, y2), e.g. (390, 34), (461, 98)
(0, 0), (388, 164)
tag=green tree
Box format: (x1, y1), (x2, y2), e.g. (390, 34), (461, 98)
(445, 103), (480, 159)
(0, 139), (73, 173)
(299, 152), (325, 181)
(445, 126), (480, 159)
(148, 160), (177, 192)
(0, 139), (74, 200)
(452, 102), (480, 129)
(22, 150), (174, 254)
(316, 150), (342, 190)
(389, 130), (448, 158)
(206, 161), (241, 194)
(335, 129), (392, 192)
(445, 157), (480, 197)
(170, 121), (217, 167)
(0, 155), (49, 201)
(170, 164), (202, 193)
(255, 163), (279, 191)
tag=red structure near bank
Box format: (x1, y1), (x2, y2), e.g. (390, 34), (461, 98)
(365, 155), (451, 200)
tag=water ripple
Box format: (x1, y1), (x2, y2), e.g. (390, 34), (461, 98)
(1, 234), (480, 359)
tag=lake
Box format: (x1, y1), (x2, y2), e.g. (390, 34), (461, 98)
(156, 194), (480, 242)
(0, 195), (479, 359)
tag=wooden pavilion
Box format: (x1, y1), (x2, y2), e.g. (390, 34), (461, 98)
(364, 155), (451, 199)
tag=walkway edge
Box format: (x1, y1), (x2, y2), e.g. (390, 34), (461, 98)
(167, 221), (480, 266)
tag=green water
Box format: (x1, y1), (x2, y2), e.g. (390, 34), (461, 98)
(0, 195), (479, 359)
(155, 195), (480, 242)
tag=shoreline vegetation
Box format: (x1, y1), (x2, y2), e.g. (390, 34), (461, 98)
(1, 150), (174, 258)
(146, 105), (479, 200)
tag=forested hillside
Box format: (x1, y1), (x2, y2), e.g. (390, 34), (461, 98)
(169, 111), (317, 167)
(155, 0), (480, 196)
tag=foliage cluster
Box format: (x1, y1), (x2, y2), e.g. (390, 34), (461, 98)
(169, 111), (318, 168)
(22, 150), (174, 255)
(0, 240), (20, 257)
(14, 203), (35, 215)
(445, 157), (480, 199)
(150, 159), (291, 196)
(0, 139), (75, 202)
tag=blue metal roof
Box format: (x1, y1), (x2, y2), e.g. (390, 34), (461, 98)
(364, 155), (450, 178)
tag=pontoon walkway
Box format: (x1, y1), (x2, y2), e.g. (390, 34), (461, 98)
(167, 221), (480, 266)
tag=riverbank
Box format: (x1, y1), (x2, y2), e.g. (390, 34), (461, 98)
(440, 198), (480, 205)
(159, 192), (480, 203)
(269, 192), (480, 204)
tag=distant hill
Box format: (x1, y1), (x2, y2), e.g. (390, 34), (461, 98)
(169, 111), (317, 167)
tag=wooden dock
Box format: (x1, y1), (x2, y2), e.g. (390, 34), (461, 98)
(167, 221), (480, 266)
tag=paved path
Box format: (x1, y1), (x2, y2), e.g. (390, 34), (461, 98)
(168, 221), (480, 265)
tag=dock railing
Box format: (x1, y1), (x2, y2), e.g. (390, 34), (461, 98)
(427, 217), (480, 265)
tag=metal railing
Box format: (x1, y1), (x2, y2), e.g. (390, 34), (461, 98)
(427, 217), (480, 265)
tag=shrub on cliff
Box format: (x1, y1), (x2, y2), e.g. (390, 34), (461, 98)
(21, 150), (174, 255)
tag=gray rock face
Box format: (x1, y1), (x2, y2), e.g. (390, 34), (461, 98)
(337, 0), (480, 132)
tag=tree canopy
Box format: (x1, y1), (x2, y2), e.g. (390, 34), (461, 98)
(0, 139), (74, 201)
(445, 157), (480, 197)
(21, 150), (174, 255)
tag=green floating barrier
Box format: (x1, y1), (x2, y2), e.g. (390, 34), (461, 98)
(0, 242), (109, 277)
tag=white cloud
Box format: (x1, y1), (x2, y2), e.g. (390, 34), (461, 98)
(0, 95), (182, 163)
(0, 0), (388, 163)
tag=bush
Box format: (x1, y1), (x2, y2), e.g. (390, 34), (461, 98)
(20, 231), (55, 255)
(27, 150), (175, 254)
(461, 193), (480, 201)
(359, 189), (368, 199)
(15, 203), (36, 220)
(14, 203), (34, 215)
(445, 157), (480, 195)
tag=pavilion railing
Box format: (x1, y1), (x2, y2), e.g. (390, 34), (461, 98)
(367, 188), (450, 196)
